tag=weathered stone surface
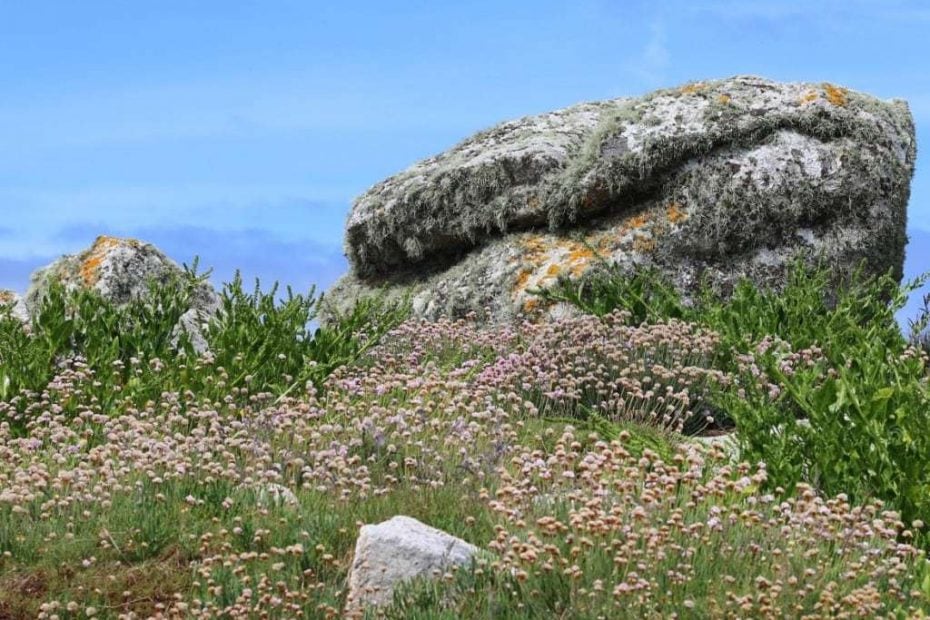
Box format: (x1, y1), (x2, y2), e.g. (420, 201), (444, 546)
(692, 433), (741, 462)
(330, 76), (916, 323)
(25, 236), (220, 352)
(345, 515), (477, 614)
(0, 290), (28, 324)
(254, 483), (299, 508)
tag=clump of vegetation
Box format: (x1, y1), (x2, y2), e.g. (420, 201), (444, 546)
(385, 431), (925, 619)
(538, 259), (930, 526)
(475, 310), (726, 434)
(1, 259), (929, 618)
(0, 264), (408, 434)
(909, 288), (930, 356)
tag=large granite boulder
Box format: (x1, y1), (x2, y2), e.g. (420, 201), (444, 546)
(345, 515), (477, 615)
(329, 76), (916, 322)
(25, 236), (220, 352)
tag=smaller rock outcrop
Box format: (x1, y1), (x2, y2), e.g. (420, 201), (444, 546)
(345, 516), (477, 614)
(25, 236), (220, 352)
(0, 290), (28, 324)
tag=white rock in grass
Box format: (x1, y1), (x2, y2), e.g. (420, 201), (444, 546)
(255, 483), (299, 508)
(345, 515), (477, 613)
(693, 433), (741, 462)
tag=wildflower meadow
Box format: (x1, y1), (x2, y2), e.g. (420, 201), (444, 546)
(1, 263), (930, 618)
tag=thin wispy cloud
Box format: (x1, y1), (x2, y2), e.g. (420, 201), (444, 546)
(0, 255), (54, 292)
(131, 225), (347, 293)
(0, 70), (496, 151)
(0, 190), (348, 260)
(627, 20), (670, 87)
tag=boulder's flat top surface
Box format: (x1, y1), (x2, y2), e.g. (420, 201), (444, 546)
(345, 76), (914, 279)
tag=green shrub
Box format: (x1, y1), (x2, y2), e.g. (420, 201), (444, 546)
(0, 264), (408, 430)
(533, 261), (686, 324)
(909, 289), (930, 356)
(202, 272), (408, 399)
(537, 260), (930, 526)
(717, 273), (930, 525)
(0, 267), (204, 417)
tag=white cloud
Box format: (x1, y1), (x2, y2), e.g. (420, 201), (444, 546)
(627, 20), (670, 87)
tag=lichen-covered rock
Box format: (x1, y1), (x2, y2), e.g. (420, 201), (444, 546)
(0, 290), (28, 324)
(331, 76), (916, 323)
(345, 516), (477, 614)
(25, 235), (220, 352)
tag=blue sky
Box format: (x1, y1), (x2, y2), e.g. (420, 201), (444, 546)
(1, 0), (928, 323)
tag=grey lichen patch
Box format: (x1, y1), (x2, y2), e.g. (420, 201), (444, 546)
(26, 236), (217, 311)
(346, 99), (624, 274)
(328, 198), (694, 324)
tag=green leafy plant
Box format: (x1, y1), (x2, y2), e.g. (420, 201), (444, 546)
(718, 272), (930, 524)
(908, 288), (930, 356)
(533, 260), (686, 325)
(0, 263), (409, 431)
(536, 258), (930, 526)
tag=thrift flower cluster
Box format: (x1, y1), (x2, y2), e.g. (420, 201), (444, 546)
(0, 313), (926, 618)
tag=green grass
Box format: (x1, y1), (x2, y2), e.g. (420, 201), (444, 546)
(0, 475), (498, 618)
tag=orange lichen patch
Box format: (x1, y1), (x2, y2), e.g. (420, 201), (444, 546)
(567, 246), (594, 264)
(79, 236), (122, 286)
(666, 203), (687, 224)
(717, 94), (732, 105)
(511, 227), (638, 304)
(516, 236), (549, 270)
(633, 236), (657, 253)
(513, 234), (604, 297)
(569, 264), (588, 278)
(523, 298), (541, 313)
(627, 213), (650, 230)
(823, 84), (848, 107)
(514, 269), (532, 293)
(800, 90), (819, 105)
(680, 82), (705, 95)
(520, 236), (548, 259)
